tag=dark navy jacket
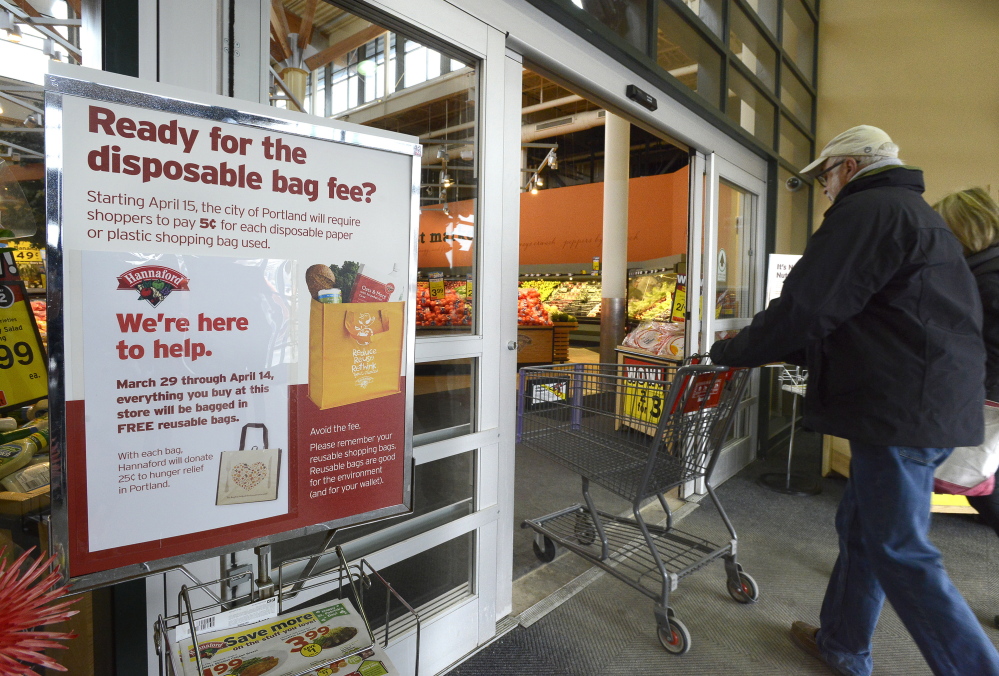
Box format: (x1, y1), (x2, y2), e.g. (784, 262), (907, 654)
(710, 166), (985, 447)
(968, 245), (999, 401)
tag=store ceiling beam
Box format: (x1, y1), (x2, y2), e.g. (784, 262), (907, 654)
(269, 0), (292, 62)
(338, 67), (473, 126)
(0, 0), (81, 60)
(304, 22), (382, 72)
(297, 0), (317, 49)
(521, 94), (584, 115)
(0, 138), (43, 158)
(66, 0), (79, 17)
(12, 0), (39, 18)
(0, 90), (43, 115)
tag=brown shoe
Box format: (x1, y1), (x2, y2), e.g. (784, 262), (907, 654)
(790, 621), (824, 662)
(791, 622), (850, 675)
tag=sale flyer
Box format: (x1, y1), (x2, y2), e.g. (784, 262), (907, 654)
(51, 73), (418, 579)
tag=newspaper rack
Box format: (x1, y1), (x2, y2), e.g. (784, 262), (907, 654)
(758, 364), (820, 495)
(153, 544), (421, 676)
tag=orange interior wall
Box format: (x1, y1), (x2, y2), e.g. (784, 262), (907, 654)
(417, 168), (689, 269)
(519, 168), (689, 266)
(418, 200), (476, 269)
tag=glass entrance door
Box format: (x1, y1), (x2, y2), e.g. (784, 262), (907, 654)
(689, 153), (766, 488)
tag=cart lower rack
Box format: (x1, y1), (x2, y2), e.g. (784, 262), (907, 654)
(518, 361), (756, 654)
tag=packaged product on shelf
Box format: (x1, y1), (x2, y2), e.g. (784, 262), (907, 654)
(627, 273), (677, 322)
(0, 417), (48, 444)
(0, 429), (49, 480)
(171, 598), (373, 676)
(1, 462), (49, 493)
(622, 321), (685, 358)
(0, 418), (16, 432)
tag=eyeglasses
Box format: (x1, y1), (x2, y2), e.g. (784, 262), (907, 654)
(815, 159), (845, 188)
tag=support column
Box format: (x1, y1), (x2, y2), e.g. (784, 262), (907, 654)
(600, 112), (629, 365)
(279, 67), (309, 112)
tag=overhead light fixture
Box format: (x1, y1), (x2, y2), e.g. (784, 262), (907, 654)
(24, 113), (41, 127)
(43, 38), (61, 61)
(439, 171), (452, 188)
(0, 12), (20, 43)
(0, 105), (4, 116)
(356, 59), (377, 77)
(535, 176), (543, 187)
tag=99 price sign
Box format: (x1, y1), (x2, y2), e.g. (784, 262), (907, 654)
(0, 282), (46, 410)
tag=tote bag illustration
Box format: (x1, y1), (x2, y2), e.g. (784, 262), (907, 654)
(308, 300), (404, 410)
(216, 423), (282, 505)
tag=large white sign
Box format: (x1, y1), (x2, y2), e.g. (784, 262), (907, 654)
(51, 72), (419, 581)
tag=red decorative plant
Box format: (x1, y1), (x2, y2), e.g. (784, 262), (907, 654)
(0, 548), (79, 676)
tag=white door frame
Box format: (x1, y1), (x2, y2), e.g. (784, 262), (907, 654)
(691, 152), (767, 490)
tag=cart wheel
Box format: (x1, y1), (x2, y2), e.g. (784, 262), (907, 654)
(532, 537), (557, 563)
(657, 617), (691, 655)
(727, 571), (759, 604)
(574, 515), (596, 546)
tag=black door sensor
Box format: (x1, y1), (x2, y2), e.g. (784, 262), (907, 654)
(626, 84), (657, 111)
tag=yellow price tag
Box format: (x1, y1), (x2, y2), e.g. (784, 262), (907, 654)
(0, 284), (46, 409)
(622, 380), (665, 428)
(671, 289), (687, 323)
(12, 248), (41, 263)
(317, 667), (333, 675)
(300, 643), (322, 657)
(428, 272), (445, 300)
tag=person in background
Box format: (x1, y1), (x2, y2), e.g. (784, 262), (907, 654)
(933, 187), (999, 623)
(710, 125), (999, 676)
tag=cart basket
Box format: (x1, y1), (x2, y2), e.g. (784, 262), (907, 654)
(517, 362), (750, 502)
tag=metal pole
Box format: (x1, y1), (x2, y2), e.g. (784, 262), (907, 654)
(600, 112), (629, 365)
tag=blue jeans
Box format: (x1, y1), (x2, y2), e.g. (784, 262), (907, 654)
(816, 443), (999, 676)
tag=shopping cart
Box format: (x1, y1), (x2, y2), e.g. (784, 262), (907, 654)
(517, 361), (755, 654)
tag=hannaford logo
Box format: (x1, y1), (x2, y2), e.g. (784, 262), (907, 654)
(116, 265), (189, 307)
(190, 640), (226, 660)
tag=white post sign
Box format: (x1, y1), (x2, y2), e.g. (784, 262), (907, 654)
(766, 254), (802, 307)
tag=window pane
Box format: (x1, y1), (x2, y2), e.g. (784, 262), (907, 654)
(572, 0), (649, 51)
(287, 26), (478, 335)
(353, 533), (473, 628)
(782, 0), (815, 83)
(776, 166), (810, 255)
(780, 61), (813, 127)
(715, 180), (757, 320)
(657, 1), (722, 107)
(741, 0), (778, 35)
(270, 452), (475, 564)
(729, 3), (777, 91)
(779, 115), (812, 168)
(726, 68), (775, 147)
(678, 0), (723, 38)
(413, 358), (475, 442)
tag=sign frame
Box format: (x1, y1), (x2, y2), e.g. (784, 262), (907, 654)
(45, 68), (422, 591)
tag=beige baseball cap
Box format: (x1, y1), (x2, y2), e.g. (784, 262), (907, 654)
(801, 125), (899, 177)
